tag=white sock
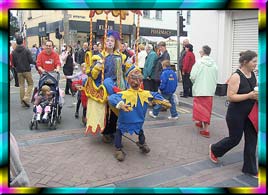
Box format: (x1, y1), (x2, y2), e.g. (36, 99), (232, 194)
(36, 113), (41, 121)
(42, 112), (48, 119)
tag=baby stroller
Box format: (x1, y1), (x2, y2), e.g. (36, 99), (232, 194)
(30, 71), (63, 130)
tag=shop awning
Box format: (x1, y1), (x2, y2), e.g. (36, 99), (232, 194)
(140, 36), (165, 44)
(163, 36), (189, 44)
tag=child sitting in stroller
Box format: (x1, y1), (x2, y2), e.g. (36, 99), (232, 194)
(34, 85), (54, 121)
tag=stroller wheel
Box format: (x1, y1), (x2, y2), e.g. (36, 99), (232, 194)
(49, 119), (57, 130)
(57, 116), (61, 124)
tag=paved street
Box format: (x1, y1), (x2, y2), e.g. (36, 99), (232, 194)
(10, 67), (258, 188)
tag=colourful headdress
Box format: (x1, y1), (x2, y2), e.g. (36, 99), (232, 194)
(125, 65), (141, 78)
(107, 30), (120, 40)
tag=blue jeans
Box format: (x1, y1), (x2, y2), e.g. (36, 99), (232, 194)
(153, 94), (178, 117)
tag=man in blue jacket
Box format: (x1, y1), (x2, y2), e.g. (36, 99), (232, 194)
(149, 60), (179, 119)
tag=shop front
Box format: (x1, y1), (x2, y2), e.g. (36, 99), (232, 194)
(139, 27), (177, 39)
(68, 19), (133, 47)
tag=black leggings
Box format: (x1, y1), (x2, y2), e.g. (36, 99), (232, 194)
(211, 117), (257, 175)
(182, 73), (192, 97)
(65, 78), (73, 94)
(76, 92), (86, 117)
(76, 98), (81, 113)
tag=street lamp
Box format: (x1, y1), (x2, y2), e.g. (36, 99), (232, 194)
(63, 10), (70, 45)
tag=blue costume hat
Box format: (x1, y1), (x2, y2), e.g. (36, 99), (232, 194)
(125, 65), (141, 78)
(107, 30), (120, 40)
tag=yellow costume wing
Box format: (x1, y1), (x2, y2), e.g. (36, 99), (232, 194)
(83, 77), (108, 135)
(119, 89), (153, 108)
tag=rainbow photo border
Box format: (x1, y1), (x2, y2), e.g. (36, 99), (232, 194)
(0, 0), (266, 194)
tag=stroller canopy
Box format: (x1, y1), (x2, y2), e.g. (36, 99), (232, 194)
(38, 72), (60, 91)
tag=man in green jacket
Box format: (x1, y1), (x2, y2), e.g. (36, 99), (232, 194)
(143, 44), (158, 91)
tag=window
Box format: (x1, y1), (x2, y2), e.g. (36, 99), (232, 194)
(156, 10), (162, 20)
(186, 10), (191, 25)
(28, 10), (32, 20)
(143, 10), (150, 19)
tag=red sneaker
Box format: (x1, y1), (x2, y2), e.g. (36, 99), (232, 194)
(209, 144), (218, 163)
(200, 129), (210, 138)
(195, 121), (203, 128)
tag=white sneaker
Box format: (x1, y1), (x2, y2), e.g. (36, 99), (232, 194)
(36, 113), (41, 121)
(168, 116), (179, 120)
(149, 111), (157, 118)
(42, 113), (48, 120)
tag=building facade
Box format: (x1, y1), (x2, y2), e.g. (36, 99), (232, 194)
(20, 10), (135, 49)
(20, 10), (180, 48)
(135, 10), (258, 96)
(187, 10), (258, 95)
(135, 10), (178, 41)
(18, 10), (258, 96)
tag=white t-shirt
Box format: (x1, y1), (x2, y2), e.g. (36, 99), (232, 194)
(138, 50), (147, 69)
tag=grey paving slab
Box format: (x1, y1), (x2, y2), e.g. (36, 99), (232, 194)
(235, 174), (258, 187)
(10, 71), (253, 188)
(212, 178), (248, 187)
(105, 152), (244, 188)
(183, 159), (222, 173)
(18, 133), (84, 146)
(220, 151), (243, 166)
(114, 166), (191, 187)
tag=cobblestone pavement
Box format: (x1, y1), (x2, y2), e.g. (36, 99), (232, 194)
(16, 112), (257, 187)
(10, 70), (258, 188)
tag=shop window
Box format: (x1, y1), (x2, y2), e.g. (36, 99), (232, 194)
(187, 10), (191, 25)
(28, 10), (32, 20)
(143, 11), (150, 19)
(156, 10), (162, 20)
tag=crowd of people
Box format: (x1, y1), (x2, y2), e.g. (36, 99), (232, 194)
(10, 31), (258, 178)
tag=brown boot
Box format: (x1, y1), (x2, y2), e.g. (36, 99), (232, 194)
(114, 149), (126, 161)
(102, 134), (112, 143)
(136, 142), (151, 153)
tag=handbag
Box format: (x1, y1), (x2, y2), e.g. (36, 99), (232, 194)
(248, 102), (258, 132)
(71, 79), (82, 92)
(10, 69), (14, 81)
